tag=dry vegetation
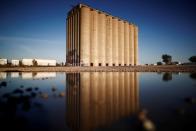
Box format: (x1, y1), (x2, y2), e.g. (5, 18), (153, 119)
(0, 65), (196, 72)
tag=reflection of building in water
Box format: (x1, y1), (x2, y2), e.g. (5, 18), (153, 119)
(21, 72), (33, 79)
(66, 72), (139, 131)
(11, 72), (19, 78)
(0, 72), (57, 79)
(0, 72), (7, 79)
(162, 72), (172, 81)
(33, 72), (56, 79)
(21, 72), (57, 79)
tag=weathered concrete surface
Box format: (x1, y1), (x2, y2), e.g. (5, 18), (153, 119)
(129, 24), (134, 65)
(90, 10), (98, 66)
(66, 4), (139, 66)
(80, 7), (90, 66)
(98, 13), (106, 66)
(0, 65), (196, 72)
(124, 22), (129, 66)
(134, 26), (138, 65)
(106, 16), (113, 66)
(112, 18), (119, 66)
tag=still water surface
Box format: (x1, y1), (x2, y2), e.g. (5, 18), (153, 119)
(0, 72), (196, 131)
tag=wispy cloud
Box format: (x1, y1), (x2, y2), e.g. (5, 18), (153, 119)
(0, 36), (65, 62)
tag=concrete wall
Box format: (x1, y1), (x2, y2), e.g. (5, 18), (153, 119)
(21, 59), (56, 66)
(66, 4), (138, 66)
(35, 59), (56, 66)
(11, 60), (19, 66)
(0, 59), (7, 65)
(22, 59), (33, 66)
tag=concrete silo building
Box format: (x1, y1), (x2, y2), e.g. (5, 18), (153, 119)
(66, 4), (138, 66)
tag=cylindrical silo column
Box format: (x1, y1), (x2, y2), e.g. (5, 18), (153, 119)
(74, 12), (76, 66)
(106, 16), (113, 66)
(121, 22), (125, 66)
(68, 17), (71, 64)
(98, 13), (106, 66)
(80, 6), (90, 66)
(69, 16), (71, 64)
(68, 16), (71, 64)
(77, 12), (80, 65)
(73, 13), (75, 66)
(124, 22), (129, 66)
(71, 15), (74, 65)
(90, 10), (98, 66)
(112, 18), (118, 66)
(75, 11), (78, 65)
(134, 26), (138, 65)
(129, 24), (134, 66)
(74, 11), (78, 66)
(118, 20), (124, 66)
(118, 20), (121, 66)
(66, 18), (69, 63)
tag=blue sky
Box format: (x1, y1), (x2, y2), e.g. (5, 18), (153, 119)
(0, 0), (195, 64)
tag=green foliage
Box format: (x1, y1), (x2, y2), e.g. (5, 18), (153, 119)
(157, 62), (162, 65)
(189, 56), (196, 62)
(162, 54), (172, 64)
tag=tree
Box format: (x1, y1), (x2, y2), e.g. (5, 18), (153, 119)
(61, 62), (64, 66)
(189, 56), (196, 63)
(162, 72), (172, 81)
(19, 61), (23, 66)
(157, 62), (163, 65)
(190, 73), (196, 80)
(162, 54), (172, 65)
(32, 59), (38, 66)
(56, 63), (61, 66)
